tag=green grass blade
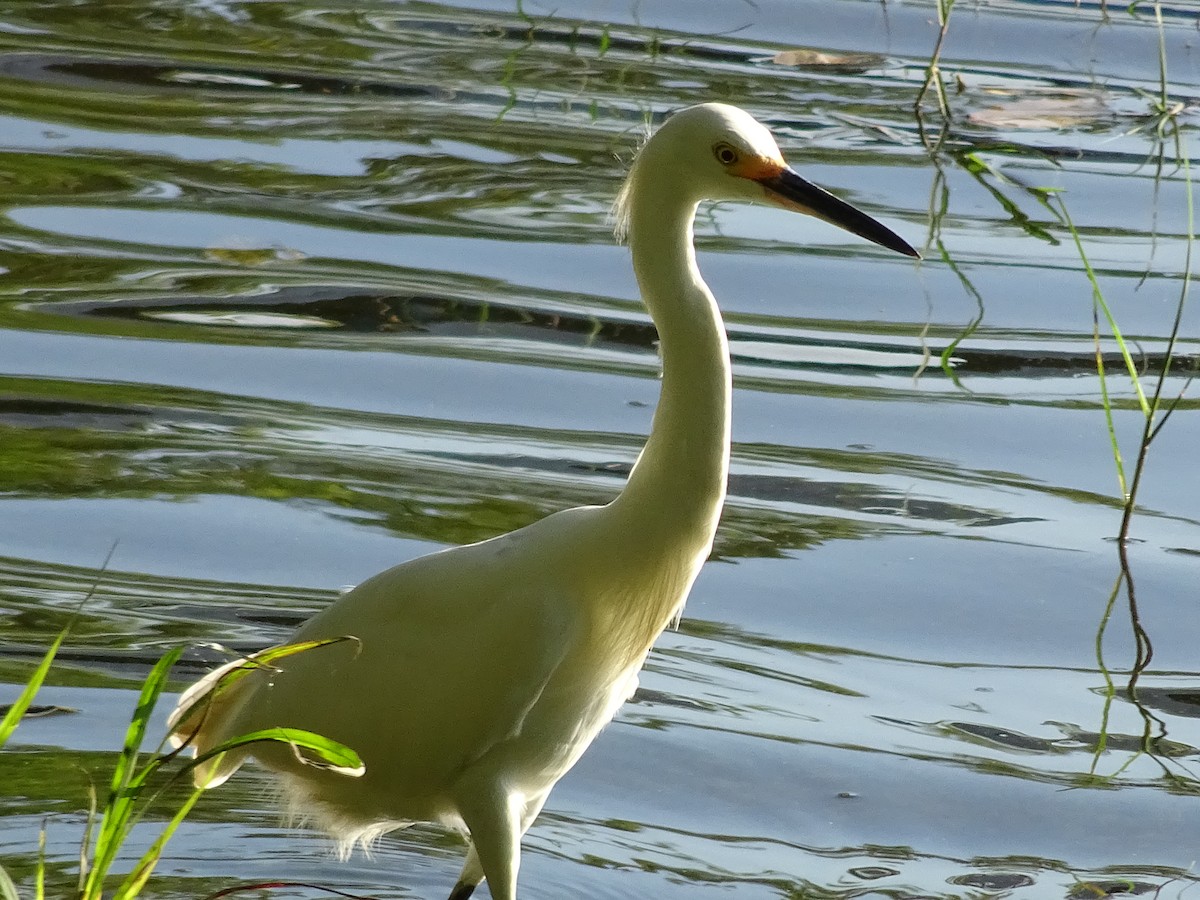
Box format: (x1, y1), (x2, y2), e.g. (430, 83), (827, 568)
(0, 863), (19, 900)
(193, 727), (364, 778)
(170, 637), (357, 740)
(35, 827), (45, 900)
(111, 787), (204, 900)
(4, 544), (119, 750)
(1092, 309), (1128, 497)
(111, 644), (360, 894)
(78, 784), (98, 896)
(0, 625), (69, 749)
(243, 637), (359, 672)
(83, 646), (184, 896)
(1147, 136), (1194, 446)
(118, 647), (185, 790)
(1058, 196), (1150, 417)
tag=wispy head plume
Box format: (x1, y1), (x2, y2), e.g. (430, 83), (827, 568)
(609, 119), (653, 244)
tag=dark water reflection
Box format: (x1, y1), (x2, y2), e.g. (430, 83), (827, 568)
(1, 0), (1199, 897)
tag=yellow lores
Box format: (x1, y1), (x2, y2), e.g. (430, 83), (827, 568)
(169, 103), (918, 900)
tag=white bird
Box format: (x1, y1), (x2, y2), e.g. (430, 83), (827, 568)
(168, 102), (918, 900)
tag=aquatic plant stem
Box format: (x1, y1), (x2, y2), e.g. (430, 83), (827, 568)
(1118, 146), (1195, 544)
(202, 883), (379, 900)
(1058, 197), (1145, 503)
(1088, 571), (1121, 774)
(914, 0), (955, 120)
(1082, 100), (1195, 787)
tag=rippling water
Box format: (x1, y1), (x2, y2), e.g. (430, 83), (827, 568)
(2, 0), (1200, 897)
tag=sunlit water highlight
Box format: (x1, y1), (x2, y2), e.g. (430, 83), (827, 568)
(1, 0), (1199, 897)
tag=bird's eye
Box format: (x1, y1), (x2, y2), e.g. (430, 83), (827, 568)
(713, 143), (739, 166)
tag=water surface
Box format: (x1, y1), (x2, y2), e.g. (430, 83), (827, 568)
(2, 1), (1199, 898)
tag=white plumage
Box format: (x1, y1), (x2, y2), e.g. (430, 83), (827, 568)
(169, 102), (917, 900)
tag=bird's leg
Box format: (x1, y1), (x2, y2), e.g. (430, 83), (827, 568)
(519, 790), (550, 837)
(446, 785), (550, 899)
(448, 842), (482, 900)
(452, 779), (521, 900)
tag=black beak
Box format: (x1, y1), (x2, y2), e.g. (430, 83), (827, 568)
(760, 167), (920, 259)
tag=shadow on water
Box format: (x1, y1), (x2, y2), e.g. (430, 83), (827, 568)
(1, 0), (1200, 897)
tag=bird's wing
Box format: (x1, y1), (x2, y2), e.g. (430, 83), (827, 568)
(179, 534), (584, 798)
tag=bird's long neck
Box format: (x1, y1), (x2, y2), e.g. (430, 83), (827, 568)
(610, 183), (732, 557)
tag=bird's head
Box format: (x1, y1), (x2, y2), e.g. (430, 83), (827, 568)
(615, 102), (919, 259)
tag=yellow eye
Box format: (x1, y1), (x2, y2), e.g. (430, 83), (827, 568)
(713, 143), (739, 165)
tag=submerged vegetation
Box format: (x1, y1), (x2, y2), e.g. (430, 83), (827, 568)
(914, 0), (1197, 791)
(1, 0), (1198, 896)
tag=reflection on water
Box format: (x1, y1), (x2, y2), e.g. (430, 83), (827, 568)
(1, 0), (1199, 897)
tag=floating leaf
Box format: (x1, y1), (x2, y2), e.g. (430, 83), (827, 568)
(205, 244), (306, 265)
(772, 48), (883, 71)
(968, 94), (1109, 130)
(142, 310), (340, 329)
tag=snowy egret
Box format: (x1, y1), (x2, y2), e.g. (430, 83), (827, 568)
(169, 103), (918, 900)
